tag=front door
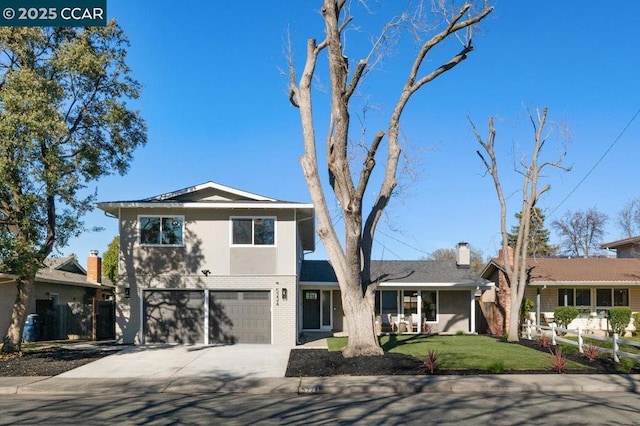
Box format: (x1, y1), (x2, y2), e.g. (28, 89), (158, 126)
(302, 290), (320, 329)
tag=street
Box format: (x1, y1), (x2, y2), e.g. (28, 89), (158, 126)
(1, 391), (638, 425)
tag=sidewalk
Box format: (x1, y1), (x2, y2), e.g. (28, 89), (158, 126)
(1, 374), (639, 395)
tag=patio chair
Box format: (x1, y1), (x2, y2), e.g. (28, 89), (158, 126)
(380, 313), (395, 332)
(410, 313), (419, 332)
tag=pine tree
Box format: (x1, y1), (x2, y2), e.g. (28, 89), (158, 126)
(508, 208), (556, 256)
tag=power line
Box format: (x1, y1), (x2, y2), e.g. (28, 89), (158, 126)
(550, 108), (640, 215)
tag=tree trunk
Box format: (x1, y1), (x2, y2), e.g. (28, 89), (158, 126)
(2, 277), (34, 353)
(341, 282), (382, 357)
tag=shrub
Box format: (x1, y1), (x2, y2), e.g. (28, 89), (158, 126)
(423, 349), (441, 374)
(609, 307), (632, 336)
(520, 298), (535, 322)
(456, 330), (464, 336)
(554, 306), (579, 329)
(550, 347), (567, 373)
(486, 360), (505, 374)
(616, 358), (636, 374)
(583, 344), (600, 362)
(634, 312), (640, 336)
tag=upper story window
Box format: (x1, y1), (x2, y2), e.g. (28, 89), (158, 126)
(231, 217), (275, 246)
(139, 216), (184, 246)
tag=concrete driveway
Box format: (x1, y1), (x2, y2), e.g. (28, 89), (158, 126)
(57, 344), (292, 379)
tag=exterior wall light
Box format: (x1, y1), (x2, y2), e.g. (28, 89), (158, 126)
(282, 288), (288, 301)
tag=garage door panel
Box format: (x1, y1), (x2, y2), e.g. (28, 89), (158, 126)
(209, 291), (271, 344)
(144, 290), (205, 344)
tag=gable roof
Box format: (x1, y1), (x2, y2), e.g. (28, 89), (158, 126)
(43, 255), (86, 275)
(96, 180), (314, 214)
(145, 181), (276, 202)
(0, 256), (113, 289)
(482, 257), (640, 285)
(301, 260), (490, 288)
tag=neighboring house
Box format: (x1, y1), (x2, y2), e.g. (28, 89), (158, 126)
(0, 252), (115, 341)
(601, 236), (640, 259)
(97, 181), (492, 346)
(96, 181), (315, 346)
(481, 248), (640, 335)
(300, 243), (491, 336)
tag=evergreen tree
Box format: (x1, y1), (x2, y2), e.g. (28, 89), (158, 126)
(508, 207), (556, 256)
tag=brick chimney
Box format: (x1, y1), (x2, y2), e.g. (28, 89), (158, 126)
(87, 250), (102, 284)
(498, 246), (514, 266)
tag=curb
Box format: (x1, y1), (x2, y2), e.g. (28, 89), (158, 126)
(1, 374), (638, 396)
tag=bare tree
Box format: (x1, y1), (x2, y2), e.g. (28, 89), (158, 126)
(288, 1), (493, 357)
(552, 208), (608, 257)
(426, 246), (486, 274)
(473, 107), (569, 342)
(617, 198), (640, 238)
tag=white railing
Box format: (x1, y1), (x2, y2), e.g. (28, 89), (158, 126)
(525, 320), (640, 363)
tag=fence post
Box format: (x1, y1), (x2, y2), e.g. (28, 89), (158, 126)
(527, 320), (532, 340)
(613, 333), (619, 363)
(578, 326), (583, 354)
(552, 324), (557, 346)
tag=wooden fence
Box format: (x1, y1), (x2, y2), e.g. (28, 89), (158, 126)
(525, 320), (640, 363)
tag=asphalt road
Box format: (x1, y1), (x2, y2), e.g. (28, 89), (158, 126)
(1, 391), (639, 425)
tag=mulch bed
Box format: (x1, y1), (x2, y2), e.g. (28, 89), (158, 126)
(285, 338), (634, 377)
(0, 347), (114, 377)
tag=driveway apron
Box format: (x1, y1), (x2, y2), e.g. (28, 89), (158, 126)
(57, 344), (291, 379)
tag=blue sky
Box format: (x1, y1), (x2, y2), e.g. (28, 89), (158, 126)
(63, 1), (640, 262)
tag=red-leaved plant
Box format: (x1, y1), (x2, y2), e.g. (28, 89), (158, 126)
(550, 348), (567, 373)
(539, 334), (551, 348)
(583, 344), (600, 362)
(423, 349), (441, 374)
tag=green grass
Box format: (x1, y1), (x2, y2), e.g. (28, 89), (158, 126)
(328, 335), (592, 371)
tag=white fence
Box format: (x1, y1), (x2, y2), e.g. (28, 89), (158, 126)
(525, 320), (640, 363)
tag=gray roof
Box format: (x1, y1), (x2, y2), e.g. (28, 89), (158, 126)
(301, 260), (488, 285)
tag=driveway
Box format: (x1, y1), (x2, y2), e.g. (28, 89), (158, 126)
(57, 344), (292, 379)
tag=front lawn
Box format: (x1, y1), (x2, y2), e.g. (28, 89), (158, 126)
(328, 335), (592, 371)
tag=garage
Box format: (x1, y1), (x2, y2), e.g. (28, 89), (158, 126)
(209, 291), (271, 344)
(144, 290), (205, 344)
(143, 289), (271, 344)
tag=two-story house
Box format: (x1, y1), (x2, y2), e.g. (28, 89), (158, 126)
(97, 181), (314, 346)
(98, 181), (491, 346)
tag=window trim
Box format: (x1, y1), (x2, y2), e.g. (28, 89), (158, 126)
(230, 216), (276, 247)
(138, 215), (185, 247)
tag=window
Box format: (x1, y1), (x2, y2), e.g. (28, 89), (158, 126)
(421, 290), (437, 322)
(139, 216), (183, 246)
(596, 289), (612, 307)
(231, 217), (275, 245)
(575, 289), (591, 306)
(557, 288), (592, 307)
(403, 291), (418, 316)
(557, 288), (574, 306)
(613, 289), (629, 306)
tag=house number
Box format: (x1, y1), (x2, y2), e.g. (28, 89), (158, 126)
(275, 288), (280, 306)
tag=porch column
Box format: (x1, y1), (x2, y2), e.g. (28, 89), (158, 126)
(536, 288), (541, 329)
(470, 290), (476, 333)
(417, 291), (422, 333)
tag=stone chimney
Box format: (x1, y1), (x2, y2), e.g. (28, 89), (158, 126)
(456, 242), (470, 268)
(498, 246), (514, 266)
(87, 250), (102, 284)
